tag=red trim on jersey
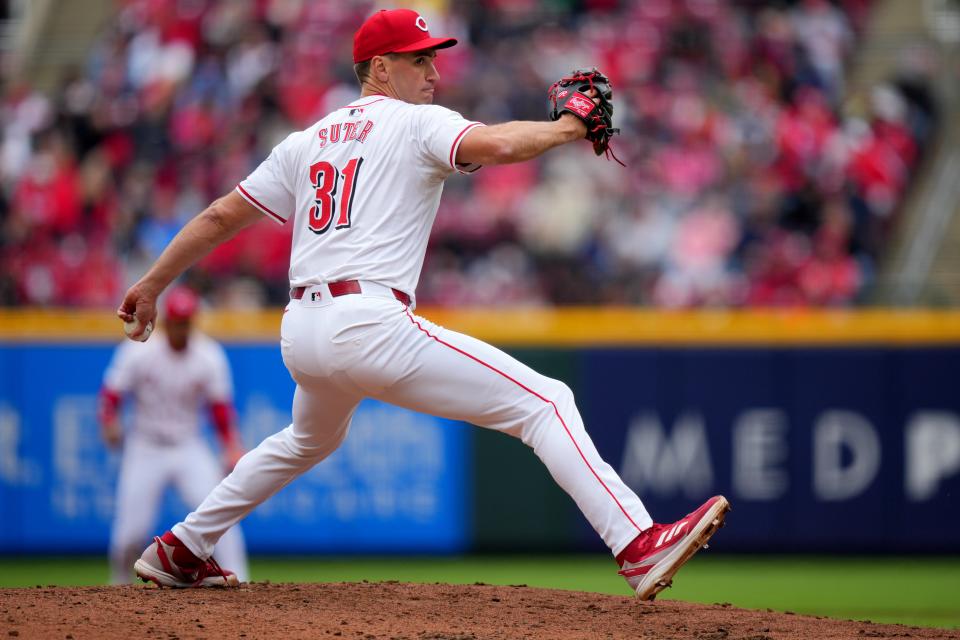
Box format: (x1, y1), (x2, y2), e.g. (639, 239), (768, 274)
(345, 96), (388, 109)
(449, 122), (483, 171)
(402, 308), (644, 534)
(236, 184), (286, 224)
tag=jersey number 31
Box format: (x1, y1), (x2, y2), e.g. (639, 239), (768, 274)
(308, 157), (363, 234)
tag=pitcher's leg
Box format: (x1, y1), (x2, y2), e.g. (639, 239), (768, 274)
(173, 382), (361, 559)
(374, 310), (652, 555)
(174, 442), (250, 581)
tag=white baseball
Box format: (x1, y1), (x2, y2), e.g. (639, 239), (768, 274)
(123, 318), (154, 342)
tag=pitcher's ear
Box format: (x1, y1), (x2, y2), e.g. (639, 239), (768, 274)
(371, 55), (390, 82)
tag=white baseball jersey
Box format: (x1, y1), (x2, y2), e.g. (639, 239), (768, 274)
(103, 332), (233, 444)
(236, 95), (483, 298)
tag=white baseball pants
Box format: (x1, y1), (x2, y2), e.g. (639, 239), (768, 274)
(173, 282), (652, 560)
(111, 434), (248, 583)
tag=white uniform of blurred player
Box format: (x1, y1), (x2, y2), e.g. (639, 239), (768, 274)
(122, 9), (727, 598)
(100, 287), (248, 584)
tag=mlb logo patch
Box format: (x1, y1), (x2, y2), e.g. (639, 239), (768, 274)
(349, 108), (365, 117)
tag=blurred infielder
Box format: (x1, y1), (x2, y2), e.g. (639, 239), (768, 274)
(119, 9), (729, 597)
(100, 286), (248, 584)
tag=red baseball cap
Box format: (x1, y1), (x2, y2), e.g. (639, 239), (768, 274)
(164, 286), (199, 321)
(353, 9), (457, 64)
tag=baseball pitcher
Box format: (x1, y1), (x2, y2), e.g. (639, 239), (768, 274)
(118, 9), (728, 597)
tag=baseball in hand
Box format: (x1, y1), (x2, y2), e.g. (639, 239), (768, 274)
(123, 318), (154, 342)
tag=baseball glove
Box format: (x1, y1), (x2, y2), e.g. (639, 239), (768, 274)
(548, 68), (621, 162)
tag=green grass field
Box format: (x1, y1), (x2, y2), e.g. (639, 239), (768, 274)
(1, 555), (957, 629)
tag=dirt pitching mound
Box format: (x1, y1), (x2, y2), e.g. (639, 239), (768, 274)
(2, 581), (957, 640)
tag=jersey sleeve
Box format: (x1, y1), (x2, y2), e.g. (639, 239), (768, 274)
(102, 342), (138, 394)
(236, 133), (298, 224)
(203, 340), (234, 404)
(411, 105), (485, 175)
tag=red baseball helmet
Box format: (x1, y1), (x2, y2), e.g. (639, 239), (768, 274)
(353, 9), (457, 64)
(164, 286), (199, 321)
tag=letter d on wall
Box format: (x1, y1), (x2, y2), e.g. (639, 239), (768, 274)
(814, 410), (881, 501)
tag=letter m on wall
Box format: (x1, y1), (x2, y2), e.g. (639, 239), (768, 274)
(619, 411), (714, 499)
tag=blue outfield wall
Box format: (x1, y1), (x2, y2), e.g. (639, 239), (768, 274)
(1, 339), (959, 553)
(0, 343), (470, 554)
(578, 347), (960, 553)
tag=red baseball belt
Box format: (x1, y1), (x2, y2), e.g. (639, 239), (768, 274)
(290, 280), (411, 306)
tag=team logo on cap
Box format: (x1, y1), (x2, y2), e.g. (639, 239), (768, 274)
(415, 15), (429, 32)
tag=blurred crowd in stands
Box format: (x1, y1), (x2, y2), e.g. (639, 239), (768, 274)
(0, 0), (940, 307)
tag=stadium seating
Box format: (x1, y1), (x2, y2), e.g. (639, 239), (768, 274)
(0, 0), (937, 308)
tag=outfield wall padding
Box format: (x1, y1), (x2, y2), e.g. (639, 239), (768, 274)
(1, 309), (958, 553)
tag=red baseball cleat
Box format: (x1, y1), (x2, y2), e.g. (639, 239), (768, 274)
(617, 495), (730, 600)
(134, 531), (239, 588)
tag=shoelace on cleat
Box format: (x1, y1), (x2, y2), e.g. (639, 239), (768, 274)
(191, 555), (231, 587)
